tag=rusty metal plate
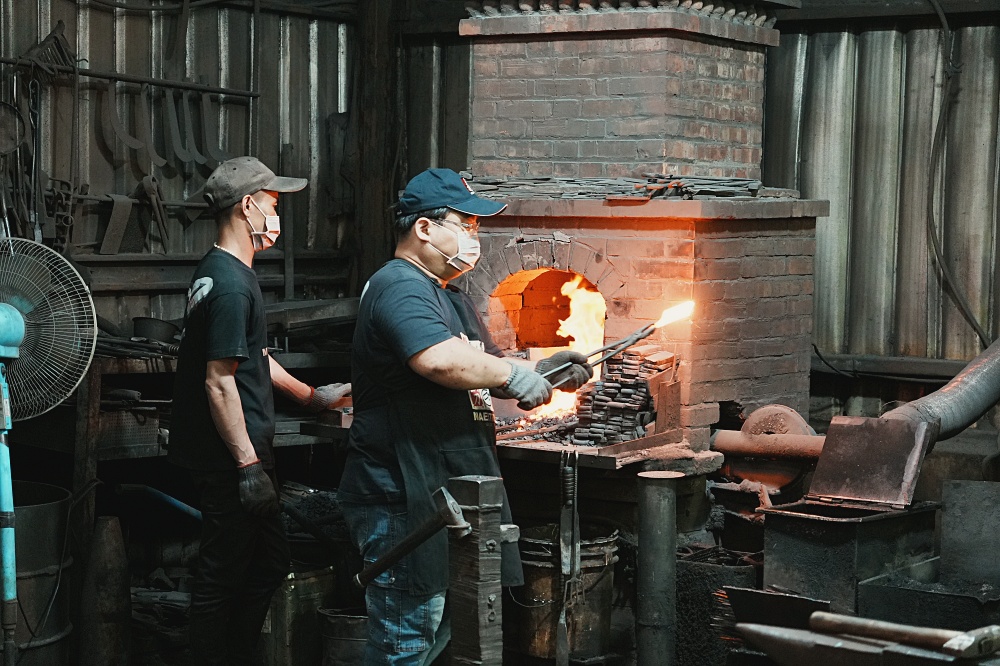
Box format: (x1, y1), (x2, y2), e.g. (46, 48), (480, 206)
(808, 416), (938, 509)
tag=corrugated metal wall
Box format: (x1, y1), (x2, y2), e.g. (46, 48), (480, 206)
(0, 1), (353, 326)
(763, 20), (1000, 362)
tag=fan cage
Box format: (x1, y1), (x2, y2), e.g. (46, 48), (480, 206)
(0, 239), (96, 421)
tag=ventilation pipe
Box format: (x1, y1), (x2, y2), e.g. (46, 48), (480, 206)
(884, 336), (1000, 440)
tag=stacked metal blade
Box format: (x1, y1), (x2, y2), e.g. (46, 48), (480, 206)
(570, 344), (675, 446)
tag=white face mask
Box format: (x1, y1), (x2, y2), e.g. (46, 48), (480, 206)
(430, 220), (481, 272)
(247, 197), (280, 251)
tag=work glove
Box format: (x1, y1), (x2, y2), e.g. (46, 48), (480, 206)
(237, 460), (280, 517)
(307, 383), (352, 411)
(493, 363), (553, 411)
(534, 351), (592, 391)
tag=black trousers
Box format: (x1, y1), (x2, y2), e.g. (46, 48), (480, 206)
(188, 468), (290, 666)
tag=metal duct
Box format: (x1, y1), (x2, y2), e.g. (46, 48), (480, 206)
(884, 335), (1000, 440)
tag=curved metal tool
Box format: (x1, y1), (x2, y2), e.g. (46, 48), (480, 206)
(104, 82), (144, 150)
(180, 89), (207, 165)
(137, 84), (167, 169)
(162, 89), (193, 163)
(199, 91), (229, 163)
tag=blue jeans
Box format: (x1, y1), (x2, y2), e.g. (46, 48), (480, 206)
(341, 502), (450, 665)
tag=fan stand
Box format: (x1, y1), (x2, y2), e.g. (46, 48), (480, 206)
(0, 364), (16, 666)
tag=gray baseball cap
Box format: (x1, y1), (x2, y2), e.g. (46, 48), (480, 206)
(203, 156), (307, 212)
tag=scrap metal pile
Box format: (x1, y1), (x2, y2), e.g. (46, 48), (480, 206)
(466, 173), (791, 202)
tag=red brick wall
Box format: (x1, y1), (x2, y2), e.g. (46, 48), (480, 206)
(468, 28), (765, 179)
(453, 212), (816, 451)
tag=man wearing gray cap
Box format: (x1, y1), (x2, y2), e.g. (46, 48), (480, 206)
(171, 156), (350, 664)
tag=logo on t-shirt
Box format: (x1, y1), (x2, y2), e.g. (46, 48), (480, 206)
(462, 335), (495, 422)
(187, 277), (214, 316)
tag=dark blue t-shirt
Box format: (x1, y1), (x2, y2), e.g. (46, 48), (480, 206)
(338, 259), (500, 502)
(169, 249), (275, 471)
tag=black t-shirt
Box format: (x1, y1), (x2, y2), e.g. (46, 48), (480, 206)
(169, 249), (275, 471)
(338, 259), (502, 503)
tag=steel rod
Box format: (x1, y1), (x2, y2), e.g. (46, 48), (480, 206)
(545, 325), (656, 388)
(0, 58), (259, 98)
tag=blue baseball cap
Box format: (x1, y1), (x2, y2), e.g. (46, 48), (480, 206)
(398, 168), (507, 217)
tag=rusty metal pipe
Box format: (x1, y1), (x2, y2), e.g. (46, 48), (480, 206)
(637, 471), (683, 666)
(711, 430), (826, 460)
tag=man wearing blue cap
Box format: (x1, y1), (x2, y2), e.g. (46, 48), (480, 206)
(338, 168), (592, 664)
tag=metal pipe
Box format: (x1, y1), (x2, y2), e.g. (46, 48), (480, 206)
(0, 431), (16, 666)
(116, 484), (201, 521)
(811, 351), (967, 380)
(0, 58), (259, 98)
(883, 334), (1000, 440)
(711, 430), (825, 460)
(637, 470), (683, 666)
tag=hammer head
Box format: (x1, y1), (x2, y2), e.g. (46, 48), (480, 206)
(942, 625), (1000, 658)
(432, 487), (471, 537)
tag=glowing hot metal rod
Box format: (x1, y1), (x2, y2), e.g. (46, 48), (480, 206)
(540, 301), (695, 388)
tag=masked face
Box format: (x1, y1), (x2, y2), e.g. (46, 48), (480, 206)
(246, 196), (280, 251)
(429, 219), (481, 273)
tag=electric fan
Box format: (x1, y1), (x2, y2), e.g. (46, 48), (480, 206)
(0, 238), (96, 664)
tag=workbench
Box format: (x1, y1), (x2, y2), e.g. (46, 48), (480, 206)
(14, 350), (349, 550)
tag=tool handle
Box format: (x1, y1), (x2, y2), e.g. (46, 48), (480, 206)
(353, 488), (468, 588)
(809, 612), (960, 650)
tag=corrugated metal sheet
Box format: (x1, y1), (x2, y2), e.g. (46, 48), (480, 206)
(765, 20), (1000, 361)
(0, 1), (352, 324)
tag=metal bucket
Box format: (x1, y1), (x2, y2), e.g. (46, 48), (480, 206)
(319, 608), (367, 666)
(507, 524), (618, 660)
(7, 481), (73, 665)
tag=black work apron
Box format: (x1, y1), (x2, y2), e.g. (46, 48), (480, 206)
(389, 287), (523, 596)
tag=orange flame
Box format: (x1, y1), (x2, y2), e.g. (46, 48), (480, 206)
(654, 301), (695, 329)
(530, 277), (606, 420)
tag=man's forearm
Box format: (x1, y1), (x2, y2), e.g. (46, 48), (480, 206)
(409, 337), (515, 390)
(205, 378), (258, 466)
(267, 354), (312, 405)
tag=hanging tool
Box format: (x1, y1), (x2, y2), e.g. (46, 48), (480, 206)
(137, 84), (167, 170)
(180, 89), (208, 165)
(199, 89), (229, 164)
(162, 89), (193, 164)
(556, 450), (581, 666)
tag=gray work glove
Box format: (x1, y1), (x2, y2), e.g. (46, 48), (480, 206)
(535, 351), (592, 391)
(237, 461), (280, 517)
(307, 383), (352, 411)
(494, 363), (553, 411)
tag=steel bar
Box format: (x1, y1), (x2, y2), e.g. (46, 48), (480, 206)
(637, 470), (683, 666)
(0, 58), (259, 98)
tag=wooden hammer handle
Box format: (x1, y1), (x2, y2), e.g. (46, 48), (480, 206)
(810, 612), (961, 651)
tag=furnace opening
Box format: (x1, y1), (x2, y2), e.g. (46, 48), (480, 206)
(489, 269), (606, 353)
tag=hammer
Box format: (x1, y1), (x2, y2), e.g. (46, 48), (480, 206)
(810, 611), (1000, 658)
(352, 487), (471, 589)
